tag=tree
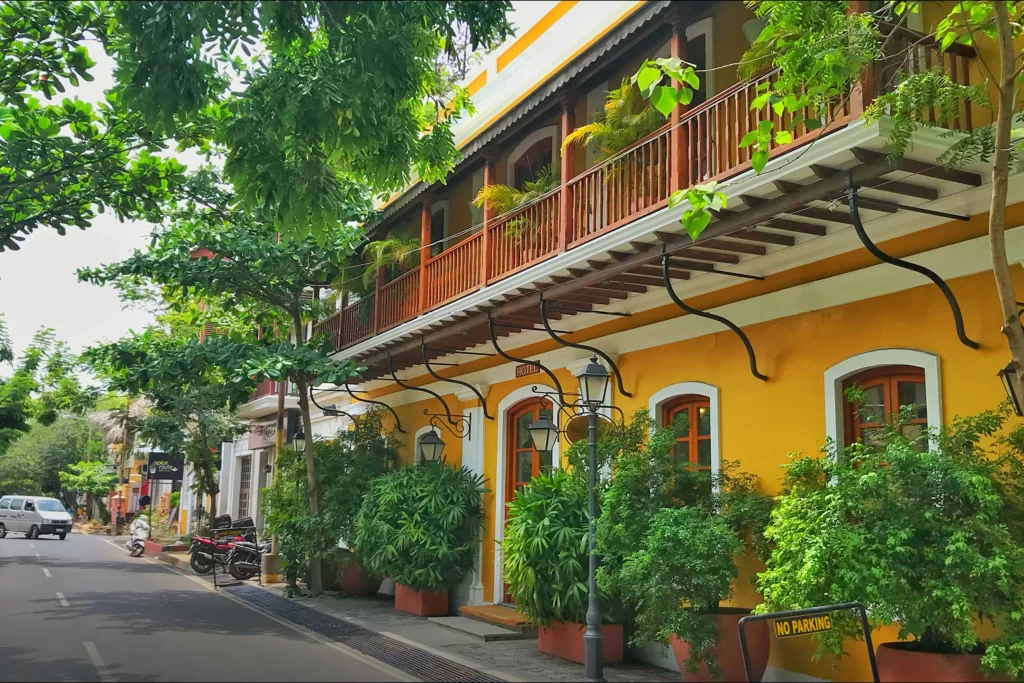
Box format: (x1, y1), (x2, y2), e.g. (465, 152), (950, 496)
(80, 186), (364, 595)
(0, 1), (188, 252)
(0, 417), (104, 502)
(59, 460), (117, 517)
(634, 1), (1024, 400)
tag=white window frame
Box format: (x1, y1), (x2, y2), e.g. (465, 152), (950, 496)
(823, 348), (942, 453)
(686, 17), (715, 97)
(492, 383), (561, 603)
(649, 381), (722, 491)
(506, 125), (559, 189)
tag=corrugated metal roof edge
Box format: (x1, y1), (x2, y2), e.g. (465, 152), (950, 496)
(370, 0), (673, 230)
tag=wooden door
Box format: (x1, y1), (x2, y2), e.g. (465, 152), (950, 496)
(503, 398), (553, 602)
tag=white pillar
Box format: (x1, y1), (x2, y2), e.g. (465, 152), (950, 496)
(453, 383), (489, 606)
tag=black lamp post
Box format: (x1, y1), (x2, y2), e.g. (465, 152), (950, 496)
(293, 428), (306, 454)
(418, 429), (446, 463)
(999, 360), (1024, 417)
(528, 356), (610, 682)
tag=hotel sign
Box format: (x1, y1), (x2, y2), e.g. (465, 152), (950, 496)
(515, 363), (540, 378)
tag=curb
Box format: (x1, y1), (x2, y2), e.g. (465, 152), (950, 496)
(158, 551), (191, 571)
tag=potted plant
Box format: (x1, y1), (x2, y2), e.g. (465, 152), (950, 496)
(757, 397), (1024, 682)
(596, 410), (774, 682)
(354, 459), (487, 616)
(503, 469), (624, 665)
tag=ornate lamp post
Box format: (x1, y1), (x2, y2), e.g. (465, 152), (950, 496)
(527, 356), (612, 683)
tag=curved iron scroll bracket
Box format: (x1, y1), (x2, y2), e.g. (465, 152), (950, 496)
(661, 252), (768, 381)
(488, 317), (567, 406)
(531, 387), (627, 424)
(424, 411), (471, 439)
(389, 355), (459, 427)
(342, 381), (406, 434)
(421, 341), (493, 420)
(847, 176), (980, 350)
(539, 300), (633, 397)
(308, 388), (359, 427)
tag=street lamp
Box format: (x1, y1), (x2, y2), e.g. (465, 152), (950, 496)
(527, 356), (615, 683)
(999, 360), (1024, 417)
(294, 429), (306, 454)
(418, 429), (446, 463)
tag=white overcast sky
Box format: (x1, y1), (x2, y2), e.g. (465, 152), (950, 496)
(0, 2), (550, 362)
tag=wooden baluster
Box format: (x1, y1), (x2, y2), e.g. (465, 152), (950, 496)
(481, 156), (495, 285)
(559, 93), (575, 253)
(372, 267), (384, 333)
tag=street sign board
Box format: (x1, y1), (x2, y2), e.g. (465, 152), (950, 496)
(773, 614), (833, 638)
(147, 453), (184, 482)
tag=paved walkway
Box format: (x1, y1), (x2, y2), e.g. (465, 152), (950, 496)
(260, 586), (679, 683)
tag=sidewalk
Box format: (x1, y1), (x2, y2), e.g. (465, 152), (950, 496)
(254, 584), (679, 683)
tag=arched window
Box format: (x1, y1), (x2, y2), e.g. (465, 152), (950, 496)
(824, 349), (941, 452)
(662, 395), (712, 475)
(506, 126), (558, 191)
(843, 366), (928, 449)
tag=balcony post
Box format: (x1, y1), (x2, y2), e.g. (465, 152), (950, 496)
(670, 13), (688, 194)
(558, 92), (575, 252)
(481, 155), (496, 285)
(419, 198), (431, 315)
(372, 266), (384, 334)
(847, 1), (874, 118)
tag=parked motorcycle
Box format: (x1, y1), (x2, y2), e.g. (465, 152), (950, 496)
(126, 515), (150, 558)
(188, 534), (241, 574)
(227, 538), (272, 580)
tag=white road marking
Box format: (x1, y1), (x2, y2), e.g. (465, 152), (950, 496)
(29, 543), (35, 548)
(35, 552), (40, 558)
(56, 592), (69, 607)
(83, 641), (114, 682)
(42, 568), (51, 577)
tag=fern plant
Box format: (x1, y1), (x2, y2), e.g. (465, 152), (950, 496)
(561, 79), (667, 163)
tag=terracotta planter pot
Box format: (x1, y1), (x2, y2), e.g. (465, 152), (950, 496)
(394, 583), (448, 617)
(670, 609), (770, 682)
(876, 642), (1010, 683)
(537, 621), (624, 665)
(340, 560), (383, 597)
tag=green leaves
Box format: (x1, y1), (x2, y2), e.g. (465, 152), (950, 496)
(631, 58), (700, 117)
(354, 460), (487, 592)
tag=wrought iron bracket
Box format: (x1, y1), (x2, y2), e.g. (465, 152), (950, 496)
(389, 355), (460, 428)
(308, 389), (359, 428)
(531, 387), (626, 422)
(539, 300), (633, 397)
(343, 381), (406, 433)
(421, 341), (493, 420)
(488, 316), (567, 404)
(423, 410), (472, 439)
(848, 176), (979, 350)
(662, 251), (768, 381)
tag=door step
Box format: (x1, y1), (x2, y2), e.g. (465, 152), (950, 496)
(458, 604), (537, 638)
(428, 616), (527, 642)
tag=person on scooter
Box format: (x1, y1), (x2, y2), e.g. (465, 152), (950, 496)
(126, 498), (151, 557)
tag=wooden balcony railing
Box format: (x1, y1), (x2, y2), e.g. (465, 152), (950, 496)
(314, 33), (975, 353)
(247, 379), (298, 402)
(377, 267), (421, 331)
(425, 231), (484, 308)
(488, 189), (561, 282)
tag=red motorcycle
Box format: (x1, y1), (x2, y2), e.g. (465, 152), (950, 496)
(188, 534), (245, 574)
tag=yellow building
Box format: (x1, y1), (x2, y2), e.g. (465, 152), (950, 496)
(239, 1), (1020, 679)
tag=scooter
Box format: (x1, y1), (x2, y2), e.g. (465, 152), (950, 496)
(126, 515), (149, 557)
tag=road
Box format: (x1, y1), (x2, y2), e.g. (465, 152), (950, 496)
(0, 530), (402, 682)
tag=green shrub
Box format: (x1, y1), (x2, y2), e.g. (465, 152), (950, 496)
(169, 491), (180, 508)
(620, 507), (743, 675)
(757, 403), (1024, 679)
(354, 459), (486, 592)
(503, 469), (617, 626)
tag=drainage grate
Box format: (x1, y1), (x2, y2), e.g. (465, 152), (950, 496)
(227, 585), (502, 682)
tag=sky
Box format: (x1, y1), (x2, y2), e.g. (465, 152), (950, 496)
(0, 2), (546, 364)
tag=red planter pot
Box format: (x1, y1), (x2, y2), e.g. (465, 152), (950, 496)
(876, 643), (1010, 683)
(537, 621), (624, 665)
(340, 561), (383, 597)
(670, 610), (770, 683)
(394, 583), (448, 617)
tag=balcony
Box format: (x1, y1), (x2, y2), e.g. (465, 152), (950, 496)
(314, 24), (977, 366)
(239, 380), (299, 420)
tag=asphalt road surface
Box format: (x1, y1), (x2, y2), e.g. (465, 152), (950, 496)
(0, 530), (403, 682)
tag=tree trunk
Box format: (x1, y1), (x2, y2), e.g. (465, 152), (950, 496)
(292, 309), (323, 596)
(989, 2), (1024, 400)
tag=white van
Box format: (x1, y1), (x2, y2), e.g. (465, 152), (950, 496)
(0, 496), (73, 540)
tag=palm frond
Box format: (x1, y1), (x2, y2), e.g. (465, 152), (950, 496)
(562, 78), (667, 163)
(472, 163), (560, 217)
(360, 237), (422, 288)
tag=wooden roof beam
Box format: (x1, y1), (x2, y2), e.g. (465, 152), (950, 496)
(810, 164), (939, 200)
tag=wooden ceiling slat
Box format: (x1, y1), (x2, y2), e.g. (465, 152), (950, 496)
(810, 164), (939, 200)
(852, 148), (982, 187)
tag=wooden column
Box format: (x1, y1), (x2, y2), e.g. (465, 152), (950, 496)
(847, 0), (875, 118)
(372, 266), (384, 334)
(480, 156), (496, 285)
(670, 15), (688, 193)
(419, 198), (431, 315)
(558, 93), (575, 252)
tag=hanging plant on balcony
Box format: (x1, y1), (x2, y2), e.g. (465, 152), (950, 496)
(472, 163), (560, 240)
(329, 236), (421, 312)
(561, 79), (667, 164)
